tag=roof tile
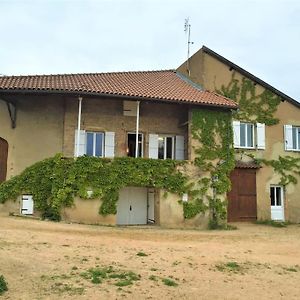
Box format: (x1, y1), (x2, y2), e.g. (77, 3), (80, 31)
(0, 70), (237, 108)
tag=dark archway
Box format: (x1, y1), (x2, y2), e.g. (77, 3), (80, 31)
(0, 137), (8, 183)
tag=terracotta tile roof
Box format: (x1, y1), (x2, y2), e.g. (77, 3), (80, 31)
(235, 160), (261, 169)
(0, 70), (237, 108)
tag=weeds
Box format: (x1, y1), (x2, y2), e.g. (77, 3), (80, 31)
(0, 275), (8, 295)
(136, 251), (148, 257)
(255, 220), (290, 228)
(162, 278), (178, 287)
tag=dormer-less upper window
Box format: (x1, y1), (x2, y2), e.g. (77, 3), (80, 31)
(233, 121), (265, 150)
(284, 125), (300, 151)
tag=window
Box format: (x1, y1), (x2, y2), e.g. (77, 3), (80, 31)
(127, 133), (143, 157)
(86, 132), (104, 157)
(270, 186), (282, 206)
(149, 134), (184, 160)
(74, 130), (115, 158)
(285, 125), (300, 151)
(233, 121), (265, 149)
(158, 136), (174, 159)
(240, 123), (254, 148)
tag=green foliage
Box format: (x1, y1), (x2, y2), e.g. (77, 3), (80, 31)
(136, 251), (148, 257)
(255, 219), (290, 228)
(217, 73), (281, 125)
(0, 155), (189, 218)
(0, 275), (8, 295)
(190, 109), (235, 227)
(162, 278), (178, 287)
(258, 156), (300, 186)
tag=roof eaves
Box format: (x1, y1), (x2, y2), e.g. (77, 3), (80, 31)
(202, 46), (300, 108)
(0, 88), (237, 109)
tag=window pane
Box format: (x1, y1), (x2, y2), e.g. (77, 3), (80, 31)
(166, 137), (173, 159)
(138, 134), (143, 157)
(292, 127), (297, 150)
(240, 123), (246, 147)
(95, 133), (103, 157)
(247, 124), (253, 147)
(158, 137), (164, 159)
(86, 132), (94, 156)
(276, 187), (281, 206)
(270, 187), (275, 206)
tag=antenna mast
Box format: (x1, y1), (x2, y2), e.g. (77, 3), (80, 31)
(184, 18), (193, 76)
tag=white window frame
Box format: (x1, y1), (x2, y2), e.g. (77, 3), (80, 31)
(239, 122), (255, 149)
(127, 132), (144, 158)
(158, 135), (175, 160)
(86, 131), (105, 157)
(292, 126), (300, 151)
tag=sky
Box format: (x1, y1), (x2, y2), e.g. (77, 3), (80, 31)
(0, 0), (299, 101)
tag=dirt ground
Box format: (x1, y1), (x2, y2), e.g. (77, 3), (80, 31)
(0, 216), (300, 300)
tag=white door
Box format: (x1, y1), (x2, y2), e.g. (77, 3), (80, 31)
(117, 187), (148, 225)
(21, 195), (34, 215)
(270, 186), (284, 221)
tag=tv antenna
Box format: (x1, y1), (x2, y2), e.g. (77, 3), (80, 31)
(184, 18), (193, 76)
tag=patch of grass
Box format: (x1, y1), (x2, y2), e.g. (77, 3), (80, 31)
(149, 275), (158, 281)
(150, 268), (158, 271)
(215, 261), (242, 273)
(115, 279), (132, 287)
(81, 266), (140, 287)
(51, 283), (84, 295)
(162, 278), (178, 287)
(136, 251), (148, 257)
(255, 220), (290, 228)
(283, 267), (298, 272)
(0, 275), (8, 295)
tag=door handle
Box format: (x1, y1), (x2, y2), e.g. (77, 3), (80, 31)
(129, 205), (132, 211)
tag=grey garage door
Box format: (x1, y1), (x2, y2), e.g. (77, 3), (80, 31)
(117, 187), (149, 225)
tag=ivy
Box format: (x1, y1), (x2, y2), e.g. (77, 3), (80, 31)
(257, 156), (300, 186)
(0, 155), (189, 218)
(217, 73), (281, 125)
(189, 109), (235, 227)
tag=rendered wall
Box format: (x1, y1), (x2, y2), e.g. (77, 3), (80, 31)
(0, 95), (64, 179)
(178, 50), (300, 222)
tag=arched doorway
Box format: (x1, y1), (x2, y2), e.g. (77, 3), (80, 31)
(0, 138), (8, 183)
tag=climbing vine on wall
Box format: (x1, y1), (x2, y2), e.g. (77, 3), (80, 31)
(217, 73), (300, 188)
(217, 72), (281, 125)
(0, 155), (189, 220)
(188, 109), (235, 228)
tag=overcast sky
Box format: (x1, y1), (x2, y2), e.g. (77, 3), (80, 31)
(0, 0), (299, 101)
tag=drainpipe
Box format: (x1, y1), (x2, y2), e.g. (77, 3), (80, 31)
(135, 101), (140, 158)
(76, 96), (83, 157)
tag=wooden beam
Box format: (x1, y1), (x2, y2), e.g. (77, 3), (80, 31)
(0, 98), (17, 128)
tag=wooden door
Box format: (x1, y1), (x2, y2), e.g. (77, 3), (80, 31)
(227, 168), (257, 222)
(0, 138), (8, 183)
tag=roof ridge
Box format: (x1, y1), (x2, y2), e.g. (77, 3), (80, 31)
(0, 69), (176, 78)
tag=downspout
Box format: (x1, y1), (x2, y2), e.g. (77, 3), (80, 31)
(135, 101), (140, 158)
(76, 96), (83, 157)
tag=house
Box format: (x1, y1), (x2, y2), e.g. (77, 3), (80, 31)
(0, 70), (237, 228)
(177, 46), (300, 223)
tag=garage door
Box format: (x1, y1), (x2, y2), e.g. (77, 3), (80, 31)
(0, 138), (8, 183)
(227, 168), (257, 222)
(117, 187), (149, 225)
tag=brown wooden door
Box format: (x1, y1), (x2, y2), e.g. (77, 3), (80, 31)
(227, 168), (257, 222)
(0, 138), (8, 183)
